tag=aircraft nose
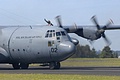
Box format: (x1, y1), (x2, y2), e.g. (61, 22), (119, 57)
(58, 41), (76, 60)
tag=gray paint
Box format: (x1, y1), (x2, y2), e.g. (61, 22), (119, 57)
(0, 26), (76, 64)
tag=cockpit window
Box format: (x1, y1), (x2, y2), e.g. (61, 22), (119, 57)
(53, 30), (55, 32)
(61, 31), (66, 36)
(50, 30), (52, 32)
(45, 30), (66, 38)
(56, 32), (61, 36)
(45, 30), (56, 38)
(46, 34), (48, 37)
(49, 32), (52, 37)
(53, 33), (55, 37)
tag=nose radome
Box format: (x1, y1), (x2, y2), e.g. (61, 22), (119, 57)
(58, 41), (76, 60)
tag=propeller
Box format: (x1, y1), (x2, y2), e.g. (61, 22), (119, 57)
(44, 19), (53, 26)
(91, 15), (113, 46)
(55, 15), (63, 28)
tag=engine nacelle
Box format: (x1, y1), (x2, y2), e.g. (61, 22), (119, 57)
(71, 38), (79, 45)
(75, 27), (100, 41)
(65, 25), (78, 33)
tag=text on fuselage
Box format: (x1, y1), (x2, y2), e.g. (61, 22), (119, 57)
(16, 36), (42, 39)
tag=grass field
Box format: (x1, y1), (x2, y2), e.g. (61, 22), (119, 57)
(1, 58), (120, 80)
(61, 58), (120, 67)
(0, 74), (120, 80)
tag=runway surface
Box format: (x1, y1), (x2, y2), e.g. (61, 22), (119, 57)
(0, 64), (120, 76)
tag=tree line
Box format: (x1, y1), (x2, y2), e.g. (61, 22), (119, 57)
(72, 44), (118, 58)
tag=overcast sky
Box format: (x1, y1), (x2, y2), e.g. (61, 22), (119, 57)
(0, 0), (120, 51)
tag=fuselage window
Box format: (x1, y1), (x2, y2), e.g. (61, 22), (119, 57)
(45, 30), (49, 38)
(45, 30), (56, 38)
(45, 30), (66, 38)
(57, 37), (60, 40)
(50, 30), (52, 32)
(45, 32), (49, 37)
(12, 49), (14, 52)
(53, 33), (55, 37)
(56, 32), (61, 41)
(18, 49), (20, 51)
(45, 33), (49, 37)
(49, 32), (52, 37)
(56, 32), (61, 36)
(61, 31), (66, 36)
(23, 49), (25, 51)
(53, 30), (55, 37)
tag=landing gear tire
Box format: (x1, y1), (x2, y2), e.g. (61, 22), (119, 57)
(55, 62), (60, 69)
(12, 63), (29, 69)
(49, 62), (60, 69)
(20, 63), (29, 69)
(12, 63), (20, 69)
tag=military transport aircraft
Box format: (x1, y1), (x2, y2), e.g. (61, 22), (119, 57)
(0, 15), (119, 69)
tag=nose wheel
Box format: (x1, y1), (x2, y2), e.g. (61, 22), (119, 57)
(49, 62), (61, 69)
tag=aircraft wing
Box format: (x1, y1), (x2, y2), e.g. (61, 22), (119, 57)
(104, 25), (120, 30)
(64, 25), (120, 33)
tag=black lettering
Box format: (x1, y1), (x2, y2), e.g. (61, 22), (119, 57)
(54, 48), (57, 52)
(51, 48), (54, 52)
(16, 36), (20, 39)
(51, 47), (58, 53)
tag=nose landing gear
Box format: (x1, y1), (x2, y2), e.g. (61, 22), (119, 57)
(49, 62), (61, 69)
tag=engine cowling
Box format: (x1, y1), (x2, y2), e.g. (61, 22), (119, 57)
(71, 38), (79, 45)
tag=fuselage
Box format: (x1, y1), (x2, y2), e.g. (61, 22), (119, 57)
(0, 26), (76, 64)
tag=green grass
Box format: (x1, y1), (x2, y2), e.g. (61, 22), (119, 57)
(31, 58), (120, 67)
(61, 58), (120, 67)
(0, 74), (120, 80)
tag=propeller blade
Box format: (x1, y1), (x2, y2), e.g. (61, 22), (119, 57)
(102, 33), (111, 46)
(90, 15), (112, 46)
(44, 19), (53, 26)
(102, 19), (114, 29)
(55, 15), (62, 28)
(91, 15), (100, 30)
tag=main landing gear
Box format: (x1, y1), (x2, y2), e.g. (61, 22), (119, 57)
(12, 63), (29, 69)
(12, 62), (60, 69)
(49, 62), (61, 69)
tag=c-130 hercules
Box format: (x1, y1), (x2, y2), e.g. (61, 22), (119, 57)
(0, 15), (119, 69)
